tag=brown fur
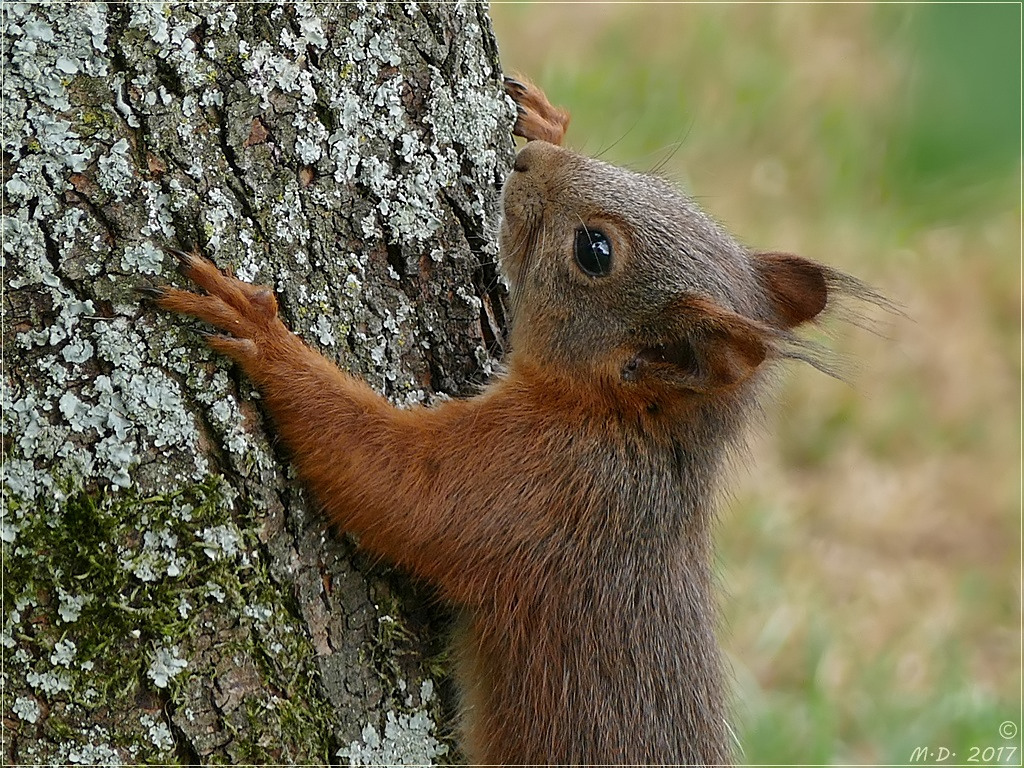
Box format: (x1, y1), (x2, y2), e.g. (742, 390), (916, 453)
(505, 75), (571, 146)
(156, 79), (880, 765)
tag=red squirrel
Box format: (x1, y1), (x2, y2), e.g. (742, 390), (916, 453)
(156, 78), (881, 765)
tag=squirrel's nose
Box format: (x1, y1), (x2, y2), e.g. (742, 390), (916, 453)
(513, 140), (560, 175)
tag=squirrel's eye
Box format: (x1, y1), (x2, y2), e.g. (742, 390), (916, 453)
(573, 227), (613, 277)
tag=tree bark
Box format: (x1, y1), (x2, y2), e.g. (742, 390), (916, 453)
(2, 2), (511, 763)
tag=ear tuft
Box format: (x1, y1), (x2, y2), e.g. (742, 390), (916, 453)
(752, 251), (828, 328)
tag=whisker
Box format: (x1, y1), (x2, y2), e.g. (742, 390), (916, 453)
(649, 118), (695, 176)
(594, 116), (641, 161)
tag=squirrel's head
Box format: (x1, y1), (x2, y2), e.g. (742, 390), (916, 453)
(499, 140), (873, 406)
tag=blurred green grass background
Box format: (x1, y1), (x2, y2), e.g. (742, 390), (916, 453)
(491, 3), (1020, 765)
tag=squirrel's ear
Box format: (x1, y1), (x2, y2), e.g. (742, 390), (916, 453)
(628, 298), (770, 393)
(751, 251), (829, 329)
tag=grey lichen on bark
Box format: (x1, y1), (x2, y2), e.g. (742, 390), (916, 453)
(3, 1), (513, 763)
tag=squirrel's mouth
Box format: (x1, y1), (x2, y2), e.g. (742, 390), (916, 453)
(498, 166), (544, 294)
(497, 215), (539, 318)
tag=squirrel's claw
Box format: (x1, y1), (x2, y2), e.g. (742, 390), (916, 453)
(503, 76), (528, 94)
(135, 284), (167, 301)
(503, 74), (570, 146)
(164, 246), (199, 269)
(152, 244), (283, 363)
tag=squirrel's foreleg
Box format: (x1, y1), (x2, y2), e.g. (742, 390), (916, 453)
(155, 251), (514, 604)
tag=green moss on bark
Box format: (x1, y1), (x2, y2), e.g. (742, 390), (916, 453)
(3, 476), (343, 763)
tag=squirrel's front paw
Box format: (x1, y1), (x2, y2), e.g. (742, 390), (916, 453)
(504, 76), (570, 146)
(154, 249), (284, 364)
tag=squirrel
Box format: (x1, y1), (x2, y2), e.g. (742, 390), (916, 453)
(154, 77), (883, 765)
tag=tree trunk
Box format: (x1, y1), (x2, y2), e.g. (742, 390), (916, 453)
(2, 2), (511, 763)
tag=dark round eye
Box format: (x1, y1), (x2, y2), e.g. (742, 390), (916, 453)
(573, 227), (613, 277)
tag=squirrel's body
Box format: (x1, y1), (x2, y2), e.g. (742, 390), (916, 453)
(157, 79), (882, 765)
(242, 336), (733, 762)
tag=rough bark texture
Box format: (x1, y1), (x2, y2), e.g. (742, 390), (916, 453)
(2, 2), (512, 763)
